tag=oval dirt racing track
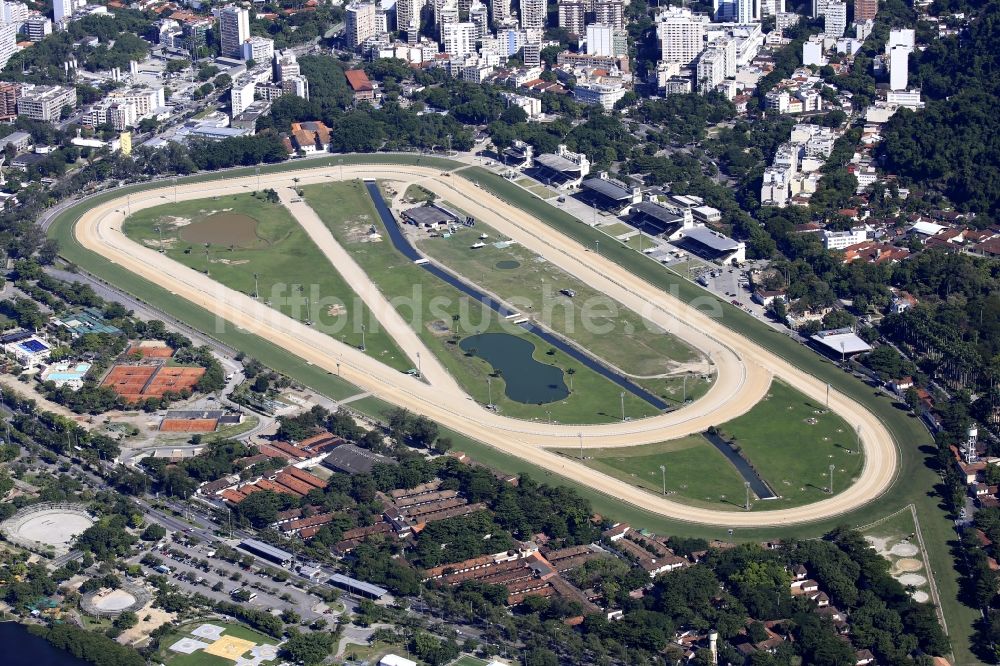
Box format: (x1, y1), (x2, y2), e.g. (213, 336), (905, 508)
(73, 163), (898, 527)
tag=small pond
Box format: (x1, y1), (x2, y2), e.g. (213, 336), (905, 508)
(180, 212), (261, 247)
(460, 332), (569, 404)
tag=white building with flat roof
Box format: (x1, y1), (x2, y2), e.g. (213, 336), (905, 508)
(824, 0), (846, 37)
(442, 21), (475, 57)
(241, 36), (274, 62)
(573, 79), (627, 110)
(345, 1), (377, 49)
(656, 7), (708, 66)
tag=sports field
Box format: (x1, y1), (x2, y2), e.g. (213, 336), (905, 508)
(412, 221), (703, 379)
(156, 621), (280, 666)
(300, 180), (659, 424)
(123, 192), (409, 371)
(551, 380), (863, 510)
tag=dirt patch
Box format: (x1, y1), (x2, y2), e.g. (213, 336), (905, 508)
(894, 557), (923, 572)
(427, 320), (451, 336)
(117, 606), (175, 646)
(327, 304), (347, 317)
(345, 223), (371, 243)
(180, 212), (261, 247)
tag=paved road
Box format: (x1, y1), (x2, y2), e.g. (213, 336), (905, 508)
(69, 163), (898, 528)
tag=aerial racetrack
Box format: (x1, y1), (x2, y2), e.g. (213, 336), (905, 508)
(68, 159), (899, 528)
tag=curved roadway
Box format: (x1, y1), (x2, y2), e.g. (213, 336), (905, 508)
(72, 163), (897, 527)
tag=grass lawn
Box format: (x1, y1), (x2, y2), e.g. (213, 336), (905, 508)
(122, 191), (410, 372)
(716, 380), (864, 508)
(204, 415), (259, 442)
(551, 435), (750, 510)
(403, 184), (435, 203)
(596, 222), (636, 238)
(299, 180), (659, 424)
(549, 380), (863, 511)
(449, 656), (491, 666)
(412, 223), (701, 378)
(342, 641), (411, 664)
(155, 620), (280, 666)
(526, 185), (557, 199)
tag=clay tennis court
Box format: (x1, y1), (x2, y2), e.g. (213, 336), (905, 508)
(159, 418), (219, 432)
(127, 344), (175, 358)
(102, 365), (205, 402)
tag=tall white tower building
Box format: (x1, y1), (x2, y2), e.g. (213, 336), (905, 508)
(219, 5), (250, 58)
(395, 0), (421, 43)
(442, 21), (475, 57)
(519, 0), (546, 30)
(824, 0), (846, 36)
(345, 1), (377, 49)
(656, 8), (707, 66)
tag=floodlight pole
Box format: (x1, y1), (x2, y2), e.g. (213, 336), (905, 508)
(416, 351), (421, 378)
(487, 376), (493, 408)
(745, 481), (751, 511)
(826, 382), (830, 410)
(829, 464), (835, 494)
(360, 324), (366, 351)
(660, 465), (666, 495)
(253, 272), (259, 299)
(579, 432), (583, 460)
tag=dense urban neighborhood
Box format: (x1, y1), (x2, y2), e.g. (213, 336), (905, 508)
(0, 0), (997, 663)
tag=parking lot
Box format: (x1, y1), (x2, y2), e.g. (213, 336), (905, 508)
(134, 539), (338, 621)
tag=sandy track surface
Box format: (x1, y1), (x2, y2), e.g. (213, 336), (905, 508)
(73, 164), (897, 527)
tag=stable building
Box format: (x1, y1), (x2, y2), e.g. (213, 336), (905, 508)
(323, 444), (397, 475)
(401, 203), (459, 228)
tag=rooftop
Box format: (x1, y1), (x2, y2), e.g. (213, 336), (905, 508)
(582, 177), (633, 200)
(678, 226), (742, 251)
(323, 443), (397, 474)
(239, 538), (293, 562)
(811, 328), (872, 354)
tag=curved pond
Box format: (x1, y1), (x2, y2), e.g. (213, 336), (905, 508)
(460, 333), (569, 404)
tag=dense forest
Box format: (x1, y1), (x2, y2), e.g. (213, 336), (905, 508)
(879, 0), (1000, 220)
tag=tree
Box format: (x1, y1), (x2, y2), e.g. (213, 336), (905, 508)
(281, 631), (333, 665)
(140, 523), (166, 541)
(113, 611), (138, 630)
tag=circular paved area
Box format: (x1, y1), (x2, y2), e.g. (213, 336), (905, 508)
(0, 505), (94, 553)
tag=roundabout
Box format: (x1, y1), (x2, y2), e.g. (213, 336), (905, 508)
(64, 160), (899, 528)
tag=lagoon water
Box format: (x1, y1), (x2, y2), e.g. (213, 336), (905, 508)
(460, 333), (569, 404)
(0, 623), (90, 666)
